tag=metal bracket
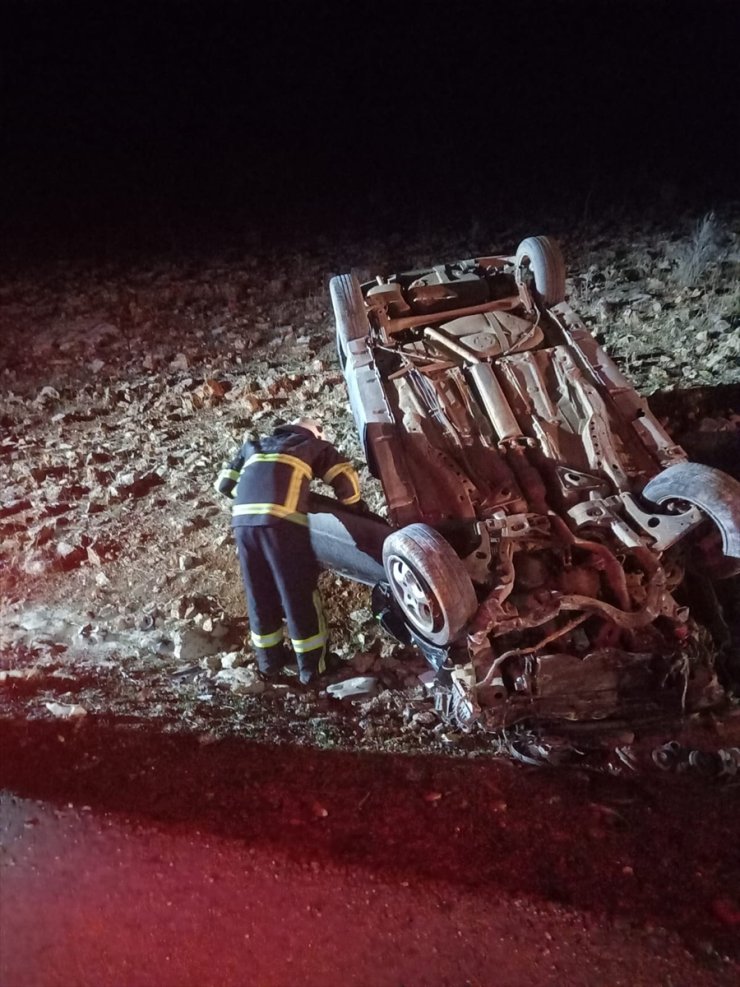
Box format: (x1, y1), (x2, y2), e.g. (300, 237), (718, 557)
(568, 493), (705, 553)
(618, 492), (704, 552)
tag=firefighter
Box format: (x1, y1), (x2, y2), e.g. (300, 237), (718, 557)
(215, 417), (364, 685)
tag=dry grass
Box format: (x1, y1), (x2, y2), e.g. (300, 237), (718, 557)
(674, 211), (725, 287)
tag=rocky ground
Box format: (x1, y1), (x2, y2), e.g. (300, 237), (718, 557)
(1, 205), (740, 765)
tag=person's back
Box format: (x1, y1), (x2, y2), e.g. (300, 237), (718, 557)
(215, 417), (363, 684)
(216, 420), (361, 527)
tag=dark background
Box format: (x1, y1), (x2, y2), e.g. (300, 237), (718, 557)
(2, 0), (739, 255)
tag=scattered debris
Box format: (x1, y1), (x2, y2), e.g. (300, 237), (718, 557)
(0, 668), (40, 685)
(213, 667), (266, 695)
(326, 676), (378, 700)
(651, 742), (740, 777)
(44, 702), (88, 718)
(0, 212), (738, 761)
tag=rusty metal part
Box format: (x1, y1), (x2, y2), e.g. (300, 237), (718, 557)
(422, 326), (483, 364)
(406, 368), (462, 448)
(549, 302), (687, 470)
(387, 357), (457, 380)
(462, 522), (493, 583)
(466, 363), (532, 447)
(477, 613), (590, 691)
(468, 591), (561, 644)
(558, 591), (656, 629)
(504, 446), (551, 514)
(501, 347), (633, 490)
(469, 509), (668, 649)
(422, 368), (488, 448)
(446, 367), (496, 448)
(376, 294), (522, 335)
(365, 281), (412, 318)
(558, 535), (669, 630)
(619, 494), (705, 551)
(548, 513), (631, 611)
(332, 241), (729, 729)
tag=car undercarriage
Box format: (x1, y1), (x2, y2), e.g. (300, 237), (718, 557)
(316, 237), (740, 733)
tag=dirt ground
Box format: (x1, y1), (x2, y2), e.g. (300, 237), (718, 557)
(2, 206), (740, 750)
(2, 206), (740, 977)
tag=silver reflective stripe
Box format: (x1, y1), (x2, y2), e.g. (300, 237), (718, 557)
(251, 628), (284, 649)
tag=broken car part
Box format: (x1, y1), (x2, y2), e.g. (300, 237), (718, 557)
(319, 237), (740, 731)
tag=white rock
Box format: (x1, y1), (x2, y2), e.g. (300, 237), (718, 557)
(173, 628), (222, 663)
(22, 555), (48, 576)
(36, 386), (60, 403)
(214, 667), (265, 695)
(44, 701), (87, 718)
(326, 676), (378, 700)
(179, 553), (202, 571)
(220, 653), (246, 669)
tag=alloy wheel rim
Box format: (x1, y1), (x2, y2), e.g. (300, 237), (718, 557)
(387, 555), (438, 634)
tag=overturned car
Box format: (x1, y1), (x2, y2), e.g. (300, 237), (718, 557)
(309, 237), (740, 731)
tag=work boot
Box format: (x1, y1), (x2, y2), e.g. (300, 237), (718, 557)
(257, 656), (288, 683)
(299, 652), (343, 686)
(257, 668), (285, 684)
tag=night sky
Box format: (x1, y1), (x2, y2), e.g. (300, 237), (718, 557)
(2, 0), (739, 253)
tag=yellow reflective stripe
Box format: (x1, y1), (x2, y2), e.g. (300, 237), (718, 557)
(244, 453), (313, 479)
(251, 628), (284, 648)
(232, 503), (308, 525)
(323, 461), (353, 483)
(292, 590), (328, 659)
(324, 461), (361, 501)
(291, 632), (327, 653)
(285, 464), (305, 513)
(316, 590), (328, 673)
(240, 455), (310, 514)
(220, 469), (240, 481)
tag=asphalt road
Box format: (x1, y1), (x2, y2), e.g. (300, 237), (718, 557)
(2, 793), (737, 987)
(1, 718), (739, 987)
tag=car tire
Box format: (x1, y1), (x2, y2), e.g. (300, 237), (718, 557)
(329, 273), (369, 369)
(515, 236), (567, 306)
(643, 462), (740, 579)
(382, 524), (478, 645)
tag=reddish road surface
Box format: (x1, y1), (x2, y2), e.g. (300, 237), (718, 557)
(1, 718), (739, 986)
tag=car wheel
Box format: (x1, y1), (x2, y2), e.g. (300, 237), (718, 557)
(329, 273), (369, 368)
(382, 524), (478, 645)
(643, 462), (740, 579)
(515, 236), (566, 306)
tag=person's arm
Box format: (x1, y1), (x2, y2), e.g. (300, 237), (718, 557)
(214, 444), (246, 499)
(313, 443), (362, 506)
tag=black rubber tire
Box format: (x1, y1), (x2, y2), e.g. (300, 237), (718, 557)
(515, 236), (567, 306)
(329, 274), (370, 368)
(382, 523), (477, 645)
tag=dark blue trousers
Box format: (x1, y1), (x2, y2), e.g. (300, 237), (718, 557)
(234, 521), (327, 680)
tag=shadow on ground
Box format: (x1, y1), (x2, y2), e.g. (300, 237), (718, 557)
(1, 714), (739, 959)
